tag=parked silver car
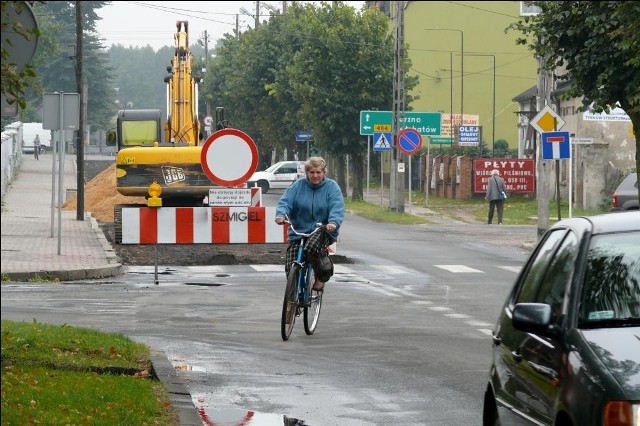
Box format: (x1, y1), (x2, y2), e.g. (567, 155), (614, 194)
(612, 172), (638, 211)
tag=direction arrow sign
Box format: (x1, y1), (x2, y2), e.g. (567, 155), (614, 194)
(531, 105), (565, 134)
(360, 110), (442, 136)
(397, 128), (422, 154)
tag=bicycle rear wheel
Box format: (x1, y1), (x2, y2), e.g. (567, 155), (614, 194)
(281, 264), (300, 341)
(304, 287), (323, 335)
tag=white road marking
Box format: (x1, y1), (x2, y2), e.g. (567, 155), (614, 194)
(434, 265), (484, 273)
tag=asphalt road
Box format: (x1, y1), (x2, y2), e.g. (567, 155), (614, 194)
(1, 210), (535, 425)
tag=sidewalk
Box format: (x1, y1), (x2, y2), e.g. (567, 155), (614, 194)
(1, 153), (203, 426)
(1, 154), (122, 282)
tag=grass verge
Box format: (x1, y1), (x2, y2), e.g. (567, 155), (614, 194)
(1, 319), (179, 425)
(349, 189), (603, 225)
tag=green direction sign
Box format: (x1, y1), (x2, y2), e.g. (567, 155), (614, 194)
(360, 110), (441, 136)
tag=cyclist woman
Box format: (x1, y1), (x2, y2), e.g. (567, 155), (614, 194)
(275, 157), (344, 291)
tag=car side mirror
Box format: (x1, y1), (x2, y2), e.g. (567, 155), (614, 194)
(512, 303), (553, 336)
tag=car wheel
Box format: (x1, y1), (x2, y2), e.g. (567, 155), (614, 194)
(257, 180), (269, 194)
(482, 387), (500, 426)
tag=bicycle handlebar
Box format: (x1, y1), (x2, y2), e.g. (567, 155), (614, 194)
(281, 215), (325, 238)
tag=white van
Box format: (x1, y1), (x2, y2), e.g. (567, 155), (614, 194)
(22, 123), (52, 153)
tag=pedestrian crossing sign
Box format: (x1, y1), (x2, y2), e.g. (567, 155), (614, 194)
(373, 132), (392, 152)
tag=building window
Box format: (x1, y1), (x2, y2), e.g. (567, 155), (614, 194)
(520, 2), (541, 16)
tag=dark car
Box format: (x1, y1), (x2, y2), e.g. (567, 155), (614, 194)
(612, 172), (639, 211)
(483, 211), (640, 426)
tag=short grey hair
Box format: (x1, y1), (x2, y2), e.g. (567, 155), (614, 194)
(491, 169), (500, 176)
(305, 156), (326, 172)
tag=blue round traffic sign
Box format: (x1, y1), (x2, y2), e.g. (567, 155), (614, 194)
(397, 128), (422, 155)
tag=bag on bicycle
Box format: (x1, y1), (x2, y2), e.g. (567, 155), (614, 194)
(315, 252), (334, 282)
(305, 230), (334, 282)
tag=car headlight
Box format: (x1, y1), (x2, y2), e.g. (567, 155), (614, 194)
(604, 401), (640, 426)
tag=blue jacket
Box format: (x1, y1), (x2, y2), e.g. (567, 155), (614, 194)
(276, 176), (345, 242)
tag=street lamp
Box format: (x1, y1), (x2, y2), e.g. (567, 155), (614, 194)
(461, 53), (495, 157)
(424, 28), (464, 130)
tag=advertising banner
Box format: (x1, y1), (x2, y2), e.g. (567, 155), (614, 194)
(473, 159), (536, 194)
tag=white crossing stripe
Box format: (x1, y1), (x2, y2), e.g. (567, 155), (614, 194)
(250, 265), (283, 272)
(434, 264), (484, 273)
(499, 265), (522, 273)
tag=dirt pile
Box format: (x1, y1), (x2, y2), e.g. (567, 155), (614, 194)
(63, 163), (146, 223)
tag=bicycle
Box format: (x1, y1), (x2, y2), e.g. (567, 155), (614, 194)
(280, 217), (326, 341)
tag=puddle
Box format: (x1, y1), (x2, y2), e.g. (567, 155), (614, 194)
(174, 364), (207, 372)
(196, 405), (307, 426)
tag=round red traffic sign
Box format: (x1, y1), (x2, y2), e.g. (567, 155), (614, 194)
(200, 128), (258, 187)
(397, 128), (422, 155)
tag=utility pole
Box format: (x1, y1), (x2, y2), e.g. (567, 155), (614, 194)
(390, 1), (406, 212)
(255, 1), (260, 28)
(75, 1), (84, 221)
(536, 39), (552, 237)
(204, 30), (210, 119)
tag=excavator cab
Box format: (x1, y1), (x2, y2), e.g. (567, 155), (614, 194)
(115, 109), (163, 149)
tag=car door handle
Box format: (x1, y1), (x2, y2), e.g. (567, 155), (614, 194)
(511, 351), (522, 363)
(528, 362), (559, 381)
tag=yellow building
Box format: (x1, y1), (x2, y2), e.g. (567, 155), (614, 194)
(368, 1), (538, 154)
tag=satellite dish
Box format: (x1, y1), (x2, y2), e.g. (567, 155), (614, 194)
(1, 2), (38, 72)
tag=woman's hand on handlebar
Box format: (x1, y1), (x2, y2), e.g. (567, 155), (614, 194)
(275, 216), (287, 225)
(326, 223), (337, 232)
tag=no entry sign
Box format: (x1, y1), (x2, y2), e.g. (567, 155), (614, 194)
(200, 128), (258, 187)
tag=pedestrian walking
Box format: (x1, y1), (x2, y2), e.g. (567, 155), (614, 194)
(485, 169), (507, 225)
(33, 134), (41, 160)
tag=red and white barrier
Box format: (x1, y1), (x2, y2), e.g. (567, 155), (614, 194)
(121, 207), (288, 245)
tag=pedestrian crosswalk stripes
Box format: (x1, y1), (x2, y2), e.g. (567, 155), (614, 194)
(127, 264), (521, 275)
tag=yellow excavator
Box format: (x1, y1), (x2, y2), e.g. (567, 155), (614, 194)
(109, 21), (224, 208)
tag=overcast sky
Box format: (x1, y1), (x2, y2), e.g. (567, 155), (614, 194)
(96, 1), (365, 51)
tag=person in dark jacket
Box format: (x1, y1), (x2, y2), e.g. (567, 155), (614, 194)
(275, 157), (345, 291)
(485, 169), (507, 225)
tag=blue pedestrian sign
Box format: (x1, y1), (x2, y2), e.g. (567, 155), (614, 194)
(373, 132), (392, 152)
(397, 128), (422, 155)
(541, 131), (570, 160)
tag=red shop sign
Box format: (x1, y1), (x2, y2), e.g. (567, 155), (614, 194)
(473, 159), (536, 194)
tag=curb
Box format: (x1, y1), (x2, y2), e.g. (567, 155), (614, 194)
(150, 350), (202, 426)
(2, 264), (124, 282)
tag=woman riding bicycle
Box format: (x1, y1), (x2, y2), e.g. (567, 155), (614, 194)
(275, 157), (344, 292)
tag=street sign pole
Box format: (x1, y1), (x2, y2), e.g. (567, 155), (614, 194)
(367, 135), (370, 199)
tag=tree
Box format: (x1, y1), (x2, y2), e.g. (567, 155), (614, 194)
(204, 2), (410, 201)
(511, 1), (640, 200)
(35, 1), (115, 131)
(1, 1), (40, 111)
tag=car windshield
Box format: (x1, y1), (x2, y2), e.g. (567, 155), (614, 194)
(264, 163), (281, 173)
(578, 231), (640, 327)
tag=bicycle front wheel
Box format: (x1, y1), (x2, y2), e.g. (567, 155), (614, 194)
(281, 264), (300, 341)
(304, 287), (323, 335)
